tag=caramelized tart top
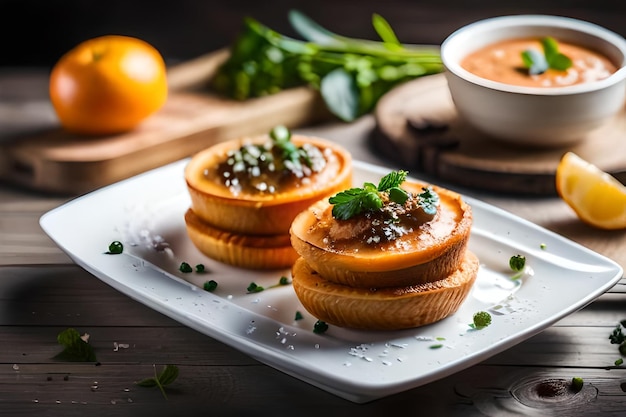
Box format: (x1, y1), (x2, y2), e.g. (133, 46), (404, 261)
(185, 131), (351, 203)
(290, 178), (472, 271)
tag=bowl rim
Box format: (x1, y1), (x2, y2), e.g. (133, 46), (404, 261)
(441, 14), (626, 96)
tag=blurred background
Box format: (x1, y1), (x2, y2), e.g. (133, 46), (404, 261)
(1, 0), (624, 68)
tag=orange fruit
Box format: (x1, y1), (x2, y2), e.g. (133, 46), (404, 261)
(49, 35), (168, 135)
(555, 151), (626, 230)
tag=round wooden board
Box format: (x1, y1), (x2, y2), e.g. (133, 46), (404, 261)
(372, 73), (626, 195)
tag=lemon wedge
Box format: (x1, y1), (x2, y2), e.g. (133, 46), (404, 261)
(555, 152), (626, 230)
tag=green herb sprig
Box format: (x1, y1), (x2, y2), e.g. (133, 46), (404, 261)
(212, 10), (443, 122)
(136, 364), (180, 400)
(521, 37), (573, 75)
(329, 170), (409, 220)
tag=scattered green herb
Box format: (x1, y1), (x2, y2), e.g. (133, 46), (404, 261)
(135, 364), (180, 400)
(179, 262), (193, 273)
(246, 277), (290, 294)
(540, 243), (547, 250)
(247, 282), (264, 293)
(470, 311), (492, 330)
(270, 125), (309, 173)
(429, 344), (443, 349)
(203, 280), (218, 292)
(521, 36), (573, 75)
(509, 254), (526, 272)
(267, 276), (291, 288)
(212, 10), (443, 122)
(608, 320), (626, 366)
(609, 321), (626, 344)
(509, 254), (527, 280)
(571, 376), (584, 392)
(418, 187), (439, 216)
(195, 264), (206, 273)
(226, 125), (325, 180)
(106, 241), (124, 255)
(294, 311), (304, 321)
(54, 328), (97, 362)
(328, 170), (431, 220)
(313, 320), (329, 334)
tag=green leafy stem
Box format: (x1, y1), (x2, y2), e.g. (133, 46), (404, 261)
(212, 10), (443, 122)
(136, 364), (180, 400)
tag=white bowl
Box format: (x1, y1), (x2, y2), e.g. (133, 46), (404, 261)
(441, 15), (626, 147)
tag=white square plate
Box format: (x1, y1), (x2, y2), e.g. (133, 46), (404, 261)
(40, 159), (623, 403)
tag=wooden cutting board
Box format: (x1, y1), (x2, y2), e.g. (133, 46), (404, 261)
(0, 49), (330, 194)
(372, 73), (626, 195)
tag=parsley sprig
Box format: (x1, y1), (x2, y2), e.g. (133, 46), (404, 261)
(521, 37), (572, 75)
(329, 170), (439, 221)
(329, 170), (409, 220)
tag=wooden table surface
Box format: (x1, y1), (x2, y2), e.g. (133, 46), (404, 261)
(2, 27), (626, 417)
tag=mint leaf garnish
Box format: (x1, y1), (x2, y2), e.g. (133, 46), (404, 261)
(329, 170), (410, 220)
(522, 37), (572, 75)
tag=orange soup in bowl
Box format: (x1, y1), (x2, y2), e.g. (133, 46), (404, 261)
(461, 37), (617, 88)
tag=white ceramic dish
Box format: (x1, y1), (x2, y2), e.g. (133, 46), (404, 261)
(40, 159), (623, 403)
(441, 15), (626, 147)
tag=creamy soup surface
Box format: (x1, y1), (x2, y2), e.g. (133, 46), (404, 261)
(461, 38), (618, 87)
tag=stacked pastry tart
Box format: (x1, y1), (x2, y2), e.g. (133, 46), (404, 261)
(184, 126), (352, 269)
(289, 170), (478, 330)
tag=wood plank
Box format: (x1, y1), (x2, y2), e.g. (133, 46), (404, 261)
(1, 264), (625, 414)
(1, 358), (625, 414)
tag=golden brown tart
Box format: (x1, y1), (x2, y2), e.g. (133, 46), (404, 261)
(291, 251), (479, 330)
(289, 170), (478, 330)
(184, 126), (352, 269)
